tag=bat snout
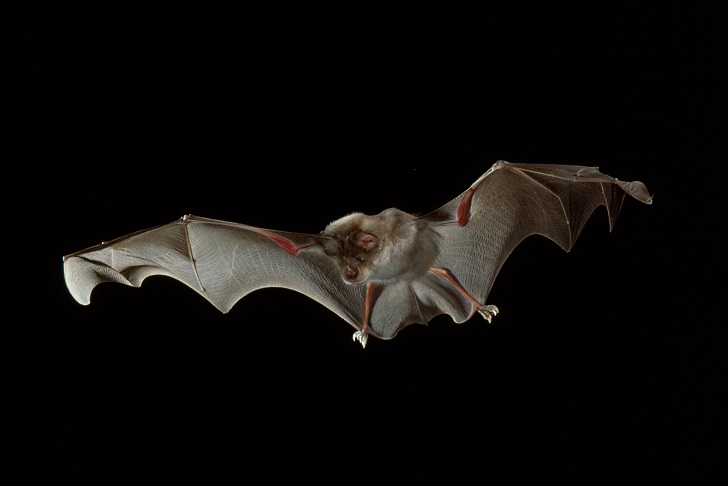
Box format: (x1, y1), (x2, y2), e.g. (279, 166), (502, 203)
(345, 265), (359, 280)
(341, 259), (370, 285)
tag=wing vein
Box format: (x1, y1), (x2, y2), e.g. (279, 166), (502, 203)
(184, 220), (206, 293)
(508, 166), (572, 244)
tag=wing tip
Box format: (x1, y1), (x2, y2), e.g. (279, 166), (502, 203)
(63, 254), (136, 307)
(616, 179), (653, 205)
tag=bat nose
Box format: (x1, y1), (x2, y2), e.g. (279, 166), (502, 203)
(345, 265), (359, 280)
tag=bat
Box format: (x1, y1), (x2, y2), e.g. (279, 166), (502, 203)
(63, 161), (652, 347)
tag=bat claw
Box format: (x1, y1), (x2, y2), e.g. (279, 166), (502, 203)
(353, 330), (368, 348)
(477, 305), (499, 323)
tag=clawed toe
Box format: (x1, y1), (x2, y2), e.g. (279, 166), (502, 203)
(478, 304), (499, 323)
(353, 330), (369, 348)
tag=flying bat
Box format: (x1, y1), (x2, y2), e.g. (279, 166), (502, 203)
(63, 161), (652, 347)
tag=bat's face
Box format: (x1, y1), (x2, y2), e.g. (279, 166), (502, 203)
(323, 231), (380, 285)
(321, 212), (381, 285)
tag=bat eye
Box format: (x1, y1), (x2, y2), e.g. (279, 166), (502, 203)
(355, 255), (364, 262)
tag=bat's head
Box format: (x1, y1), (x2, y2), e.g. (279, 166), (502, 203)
(321, 212), (380, 285)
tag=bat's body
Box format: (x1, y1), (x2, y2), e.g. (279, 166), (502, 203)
(64, 161), (652, 347)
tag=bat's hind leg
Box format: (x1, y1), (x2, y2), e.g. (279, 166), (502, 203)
(352, 282), (377, 348)
(352, 282), (389, 347)
(429, 267), (499, 323)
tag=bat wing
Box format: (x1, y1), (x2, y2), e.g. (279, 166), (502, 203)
(63, 215), (365, 331)
(365, 161), (652, 339)
(425, 160), (651, 316)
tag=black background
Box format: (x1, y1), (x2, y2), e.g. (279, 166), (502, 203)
(34, 3), (727, 482)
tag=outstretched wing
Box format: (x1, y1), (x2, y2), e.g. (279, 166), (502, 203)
(63, 214), (365, 330)
(63, 163), (652, 345)
(421, 160), (653, 322)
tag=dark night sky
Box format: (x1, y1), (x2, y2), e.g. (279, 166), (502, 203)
(37, 3), (727, 481)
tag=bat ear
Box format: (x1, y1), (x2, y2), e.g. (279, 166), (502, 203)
(355, 232), (379, 252)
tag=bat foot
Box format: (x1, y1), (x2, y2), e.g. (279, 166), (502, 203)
(353, 330), (369, 348)
(477, 305), (499, 323)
